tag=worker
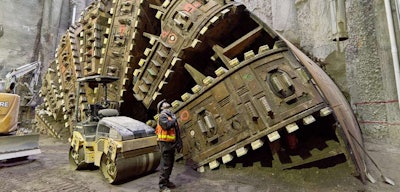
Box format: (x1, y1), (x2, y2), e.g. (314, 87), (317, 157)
(156, 99), (182, 192)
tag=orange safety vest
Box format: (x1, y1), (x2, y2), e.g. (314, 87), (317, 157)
(155, 115), (176, 142)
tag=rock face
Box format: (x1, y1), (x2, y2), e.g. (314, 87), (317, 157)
(0, 1), (42, 77)
(0, 0), (89, 78)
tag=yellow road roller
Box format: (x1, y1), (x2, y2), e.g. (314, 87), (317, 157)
(69, 75), (160, 184)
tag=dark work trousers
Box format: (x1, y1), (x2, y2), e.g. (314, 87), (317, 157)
(158, 141), (175, 190)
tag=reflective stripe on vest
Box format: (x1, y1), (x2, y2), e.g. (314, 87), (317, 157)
(155, 116), (176, 142)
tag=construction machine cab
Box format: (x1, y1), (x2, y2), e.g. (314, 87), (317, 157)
(75, 75), (119, 123)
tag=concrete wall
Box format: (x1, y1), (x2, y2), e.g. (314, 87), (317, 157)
(0, 0), (91, 79)
(0, 0), (43, 77)
(39, 0), (71, 75)
(346, 0), (400, 143)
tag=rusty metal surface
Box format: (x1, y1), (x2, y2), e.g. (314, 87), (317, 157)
(278, 33), (367, 182)
(36, 0), (366, 182)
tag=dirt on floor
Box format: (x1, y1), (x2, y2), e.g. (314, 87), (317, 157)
(0, 135), (399, 192)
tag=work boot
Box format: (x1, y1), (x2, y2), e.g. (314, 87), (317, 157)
(160, 188), (171, 192)
(167, 181), (176, 189)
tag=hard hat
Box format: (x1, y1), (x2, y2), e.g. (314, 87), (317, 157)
(157, 99), (171, 113)
(161, 102), (171, 110)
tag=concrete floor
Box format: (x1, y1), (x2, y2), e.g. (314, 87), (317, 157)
(0, 135), (399, 192)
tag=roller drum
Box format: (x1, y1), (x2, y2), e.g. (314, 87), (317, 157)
(101, 151), (161, 184)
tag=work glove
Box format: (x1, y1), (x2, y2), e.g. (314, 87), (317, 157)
(175, 139), (183, 153)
